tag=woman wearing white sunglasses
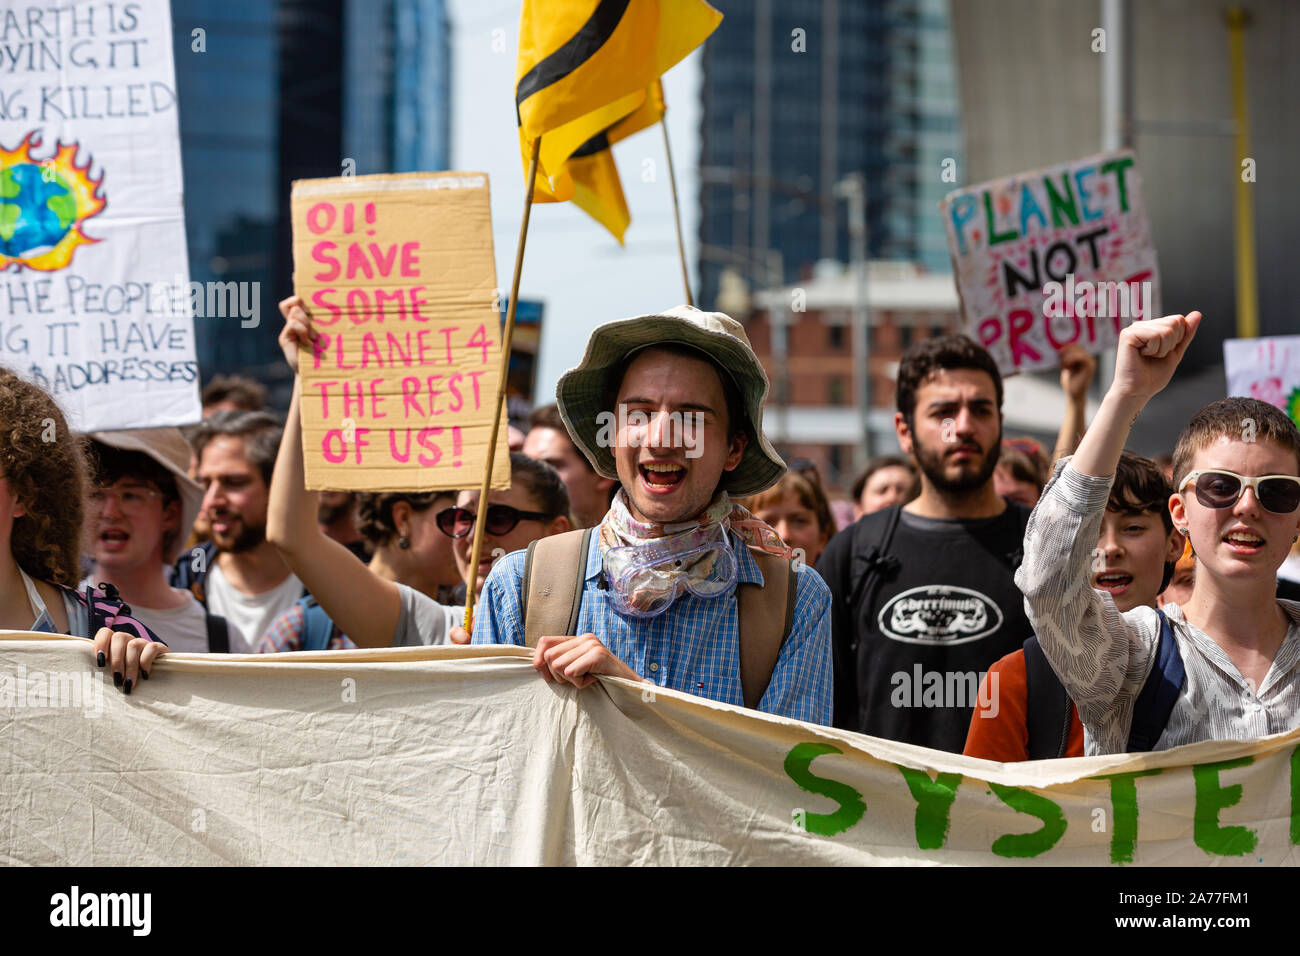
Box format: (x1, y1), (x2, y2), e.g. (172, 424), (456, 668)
(1018, 311), (1300, 755)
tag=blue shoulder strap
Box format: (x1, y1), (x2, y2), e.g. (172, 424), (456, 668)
(1126, 609), (1186, 752)
(298, 595), (336, 651)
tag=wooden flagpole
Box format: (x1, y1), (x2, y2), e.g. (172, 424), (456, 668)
(661, 118), (694, 307)
(465, 136), (541, 634)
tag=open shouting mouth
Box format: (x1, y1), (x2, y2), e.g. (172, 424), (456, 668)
(98, 527), (130, 554)
(1094, 570), (1133, 597)
(640, 461), (686, 495)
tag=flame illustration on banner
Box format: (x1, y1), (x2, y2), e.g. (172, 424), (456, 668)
(0, 132), (106, 271)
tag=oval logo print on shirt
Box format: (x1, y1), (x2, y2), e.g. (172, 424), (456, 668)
(877, 585), (1004, 645)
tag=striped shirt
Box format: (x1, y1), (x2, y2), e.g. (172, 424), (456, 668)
(471, 529), (834, 726)
(1016, 458), (1300, 755)
(257, 602), (357, 653)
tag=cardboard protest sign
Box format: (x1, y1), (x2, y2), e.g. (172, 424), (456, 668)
(0, 0), (200, 429)
(942, 150), (1161, 376)
(290, 172), (510, 491)
(1225, 336), (1300, 428)
(6, 633), (1300, 866)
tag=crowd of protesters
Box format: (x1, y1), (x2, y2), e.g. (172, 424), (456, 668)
(6, 294), (1300, 759)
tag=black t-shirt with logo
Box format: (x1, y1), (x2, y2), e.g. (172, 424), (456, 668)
(815, 502), (1033, 753)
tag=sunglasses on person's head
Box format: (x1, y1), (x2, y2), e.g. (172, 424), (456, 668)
(436, 504), (556, 539)
(1179, 470), (1300, 515)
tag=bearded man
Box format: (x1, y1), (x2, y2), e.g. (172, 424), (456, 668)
(816, 335), (1036, 752)
(174, 410), (305, 648)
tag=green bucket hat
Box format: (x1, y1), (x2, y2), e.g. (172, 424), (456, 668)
(555, 305), (785, 497)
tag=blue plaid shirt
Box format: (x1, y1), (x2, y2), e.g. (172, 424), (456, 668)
(473, 530), (833, 725)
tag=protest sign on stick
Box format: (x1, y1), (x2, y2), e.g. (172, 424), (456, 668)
(290, 172), (510, 492)
(942, 149), (1161, 376)
(0, 0), (200, 429)
(1224, 335), (1300, 427)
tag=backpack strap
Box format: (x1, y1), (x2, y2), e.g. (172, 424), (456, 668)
(1023, 636), (1072, 759)
(205, 613), (231, 653)
(841, 506), (903, 658)
(737, 551), (798, 710)
(1127, 609), (1185, 752)
(297, 595), (337, 652)
(1007, 503), (1031, 569)
(521, 528), (593, 648)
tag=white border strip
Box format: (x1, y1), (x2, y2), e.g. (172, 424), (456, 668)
(293, 175), (486, 198)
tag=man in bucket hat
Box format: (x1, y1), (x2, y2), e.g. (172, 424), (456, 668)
(459, 305), (832, 724)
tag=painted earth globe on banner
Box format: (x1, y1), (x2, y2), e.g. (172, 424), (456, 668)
(0, 163), (78, 258)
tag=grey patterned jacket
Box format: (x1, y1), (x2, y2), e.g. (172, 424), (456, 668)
(1015, 458), (1300, 755)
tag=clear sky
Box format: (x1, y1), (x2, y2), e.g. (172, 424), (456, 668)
(448, 0), (703, 408)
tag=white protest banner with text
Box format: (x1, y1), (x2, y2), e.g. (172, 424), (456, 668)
(4, 635), (1297, 866)
(0, 0), (200, 429)
(942, 150), (1160, 376)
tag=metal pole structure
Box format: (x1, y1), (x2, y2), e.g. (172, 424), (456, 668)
(1098, 0), (1131, 392)
(1226, 5), (1259, 339)
(661, 118), (694, 307)
(836, 173), (871, 468)
(819, 0), (839, 261)
(766, 250), (789, 456)
(753, 0), (772, 290)
(465, 136), (540, 635)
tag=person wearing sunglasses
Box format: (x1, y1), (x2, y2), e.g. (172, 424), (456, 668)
(438, 454), (572, 600)
(1018, 311), (1300, 754)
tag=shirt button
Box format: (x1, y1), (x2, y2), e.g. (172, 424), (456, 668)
(649, 662), (659, 673)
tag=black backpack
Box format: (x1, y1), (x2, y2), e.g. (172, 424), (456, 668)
(1024, 608), (1186, 758)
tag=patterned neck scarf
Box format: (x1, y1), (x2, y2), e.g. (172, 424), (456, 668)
(598, 488), (792, 618)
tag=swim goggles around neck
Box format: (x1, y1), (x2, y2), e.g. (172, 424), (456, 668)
(602, 522), (739, 619)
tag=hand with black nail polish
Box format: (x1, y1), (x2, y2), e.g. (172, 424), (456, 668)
(91, 627), (167, 696)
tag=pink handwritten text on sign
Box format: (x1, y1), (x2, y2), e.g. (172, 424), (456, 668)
(290, 174), (510, 492)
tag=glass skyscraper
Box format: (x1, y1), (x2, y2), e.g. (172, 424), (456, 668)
(171, 0), (452, 395)
(697, 0), (962, 309)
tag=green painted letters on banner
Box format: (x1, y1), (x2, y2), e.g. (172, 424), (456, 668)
(897, 766), (962, 850)
(1093, 768), (1163, 864)
(1292, 746), (1300, 845)
(1192, 756), (1258, 857)
(784, 742), (866, 836)
(989, 783), (1067, 858)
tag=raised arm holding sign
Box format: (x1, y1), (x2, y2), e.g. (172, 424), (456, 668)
(267, 298), (404, 648)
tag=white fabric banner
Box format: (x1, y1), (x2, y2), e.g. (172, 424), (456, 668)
(0, 0), (199, 429)
(3, 634), (1298, 865)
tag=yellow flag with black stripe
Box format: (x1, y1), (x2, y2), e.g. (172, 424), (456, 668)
(515, 1), (719, 238)
(562, 82), (667, 242)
